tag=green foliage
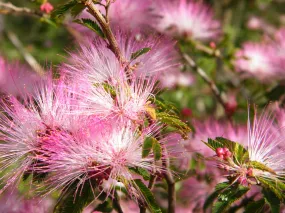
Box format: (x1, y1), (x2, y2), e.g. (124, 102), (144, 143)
(131, 48), (151, 61)
(142, 137), (162, 161)
(244, 199), (265, 213)
(152, 139), (162, 161)
(142, 137), (155, 158)
(133, 179), (162, 213)
(204, 182), (230, 210)
(54, 181), (94, 213)
(156, 112), (191, 139)
(51, 0), (80, 20)
(74, 19), (105, 38)
(212, 184), (249, 213)
(250, 161), (276, 174)
(129, 167), (150, 181)
(257, 177), (285, 201)
(263, 188), (280, 213)
(205, 137), (249, 164)
(94, 200), (113, 213)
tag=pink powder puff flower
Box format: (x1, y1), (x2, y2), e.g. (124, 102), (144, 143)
(0, 57), (41, 97)
(246, 107), (285, 178)
(63, 34), (178, 82)
(36, 121), (166, 201)
(235, 42), (282, 82)
(153, 0), (222, 41)
(66, 75), (157, 125)
(0, 74), (82, 193)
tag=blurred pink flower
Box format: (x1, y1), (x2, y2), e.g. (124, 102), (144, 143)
(0, 57), (40, 97)
(153, 0), (221, 41)
(235, 42), (282, 82)
(274, 28), (285, 68)
(0, 189), (53, 213)
(73, 0), (154, 35)
(159, 70), (195, 89)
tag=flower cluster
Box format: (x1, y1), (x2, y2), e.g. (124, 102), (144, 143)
(0, 32), (179, 204)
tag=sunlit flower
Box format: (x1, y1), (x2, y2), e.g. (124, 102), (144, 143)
(0, 74), (81, 192)
(63, 34), (177, 83)
(235, 42), (282, 82)
(153, 0), (221, 41)
(36, 121), (164, 200)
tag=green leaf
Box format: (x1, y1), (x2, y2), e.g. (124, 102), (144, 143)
(263, 188), (280, 213)
(250, 161), (276, 174)
(204, 182), (230, 210)
(51, 0), (78, 20)
(54, 181), (94, 213)
(129, 167), (150, 180)
(244, 199), (265, 213)
(142, 137), (154, 158)
(204, 138), (224, 151)
(71, 4), (86, 17)
(134, 179), (162, 213)
(257, 177), (285, 201)
(152, 139), (162, 161)
(131, 48), (151, 60)
(156, 112), (191, 139)
(212, 185), (249, 213)
(152, 97), (179, 114)
(94, 200), (113, 213)
(74, 19), (105, 38)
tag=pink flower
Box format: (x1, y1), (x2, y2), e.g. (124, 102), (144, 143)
(102, 0), (154, 32)
(0, 189), (53, 213)
(0, 57), (41, 97)
(159, 69), (195, 89)
(75, 0), (154, 35)
(36, 121), (166, 200)
(247, 107), (285, 177)
(40, 2), (54, 14)
(0, 74), (82, 192)
(274, 28), (285, 69)
(153, 0), (221, 41)
(235, 42), (282, 82)
(63, 34), (177, 83)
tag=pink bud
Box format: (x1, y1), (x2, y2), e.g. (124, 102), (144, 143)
(40, 2), (54, 14)
(224, 150), (232, 158)
(247, 167), (253, 176)
(210, 41), (216, 49)
(181, 107), (192, 117)
(216, 148), (225, 156)
(237, 176), (247, 185)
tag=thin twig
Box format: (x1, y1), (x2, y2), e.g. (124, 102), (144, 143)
(83, 0), (124, 64)
(6, 31), (45, 76)
(113, 191), (124, 213)
(0, 2), (43, 17)
(183, 53), (227, 111)
(162, 151), (176, 213)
